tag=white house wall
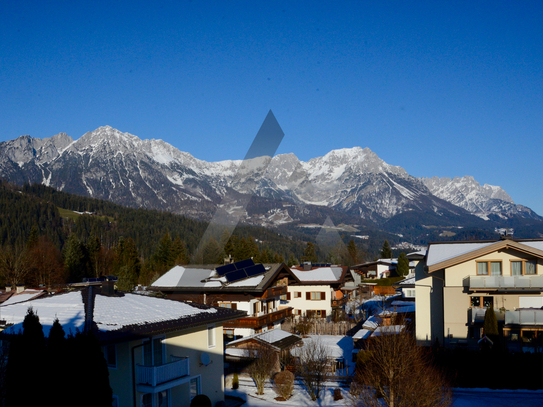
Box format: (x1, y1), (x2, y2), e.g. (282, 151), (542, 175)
(285, 285), (333, 318)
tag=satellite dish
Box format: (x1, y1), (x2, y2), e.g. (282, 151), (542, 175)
(200, 352), (211, 366)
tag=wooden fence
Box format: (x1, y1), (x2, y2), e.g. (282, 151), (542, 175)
(282, 319), (358, 336)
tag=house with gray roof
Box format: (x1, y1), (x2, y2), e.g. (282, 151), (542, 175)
(0, 284), (245, 407)
(416, 236), (543, 350)
(149, 261), (293, 339)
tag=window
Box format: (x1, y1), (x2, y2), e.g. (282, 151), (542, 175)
(219, 302), (237, 309)
(144, 337), (164, 366)
(476, 261), (502, 275)
(307, 309), (326, 318)
(190, 376), (201, 399)
(470, 296), (493, 308)
(207, 325), (216, 348)
(142, 391), (169, 407)
(103, 344), (117, 368)
(306, 291), (326, 300)
(511, 260), (537, 276)
(294, 291), (301, 298)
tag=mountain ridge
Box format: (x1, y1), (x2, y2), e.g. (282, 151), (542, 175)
(1, 126), (541, 242)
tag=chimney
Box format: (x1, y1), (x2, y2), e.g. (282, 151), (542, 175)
(16, 285), (25, 294)
(303, 261), (312, 271)
(102, 280), (115, 296)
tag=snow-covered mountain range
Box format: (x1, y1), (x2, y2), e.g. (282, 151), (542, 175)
(1, 126), (540, 234)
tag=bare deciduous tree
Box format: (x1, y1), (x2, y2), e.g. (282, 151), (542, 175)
(273, 370), (294, 400)
(295, 336), (330, 401)
(350, 331), (451, 407)
(245, 342), (278, 395)
(0, 245), (31, 289)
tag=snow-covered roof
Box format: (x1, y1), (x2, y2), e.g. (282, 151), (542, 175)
(0, 288), (244, 340)
(290, 335), (350, 360)
(0, 291), (85, 336)
(290, 266), (344, 283)
(151, 263), (285, 292)
(379, 304), (415, 315)
(395, 276), (415, 286)
(362, 315), (382, 330)
(92, 292), (217, 332)
(426, 242), (494, 267)
(352, 328), (372, 340)
(427, 239), (543, 270)
(151, 266), (222, 288)
(226, 329), (302, 352)
(0, 289), (45, 306)
(371, 325), (404, 337)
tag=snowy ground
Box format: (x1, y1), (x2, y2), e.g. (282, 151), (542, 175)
(225, 335), (543, 406)
(226, 377), (543, 406)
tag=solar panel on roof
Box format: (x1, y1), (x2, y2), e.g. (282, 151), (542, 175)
(234, 258), (255, 269)
(224, 268), (248, 283)
(244, 264), (266, 277)
(216, 263), (237, 276)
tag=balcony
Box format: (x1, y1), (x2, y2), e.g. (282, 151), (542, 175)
(468, 308), (505, 324)
(465, 275), (543, 292)
(224, 307), (292, 329)
(505, 309), (543, 326)
(259, 285), (287, 300)
(136, 356), (189, 392)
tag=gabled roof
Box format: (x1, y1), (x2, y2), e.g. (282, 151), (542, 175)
(0, 286), (246, 344)
(226, 329), (302, 352)
(149, 263), (289, 293)
(352, 258), (397, 268)
(426, 238), (543, 273)
(0, 289), (46, 306)
(288, 265), (350, 285)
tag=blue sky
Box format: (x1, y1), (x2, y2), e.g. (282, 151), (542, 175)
(1, 1), (542, 215)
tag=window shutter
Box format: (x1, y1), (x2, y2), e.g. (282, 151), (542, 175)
(232, 303), (237, 310)
(321, 292), (326, 300)
(321, 310), (326, 318)
(287, 292), (291, 300)
(306, 292), (311, 300)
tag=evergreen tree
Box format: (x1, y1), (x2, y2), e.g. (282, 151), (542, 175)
(347, 240), (360, 266)
(287, 253), (299, 267)
(68, 331), (113, 407)
(483, 304), (498, 336)
(397, 252), (410, 277)
(152, 232), (175, 272)
(380, 239), (393, 259)
(5, 308), (46, 406)
(64, 233), (89, 282)
(302, 242), (318, 263)
(202, 237), (223, 264)
(171, 236), (189, 265)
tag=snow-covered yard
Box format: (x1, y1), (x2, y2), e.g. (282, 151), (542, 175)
(224, 334), (543, 406)
(226, 378), (543, 406)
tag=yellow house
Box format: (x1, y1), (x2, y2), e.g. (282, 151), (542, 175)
(416, 237), (543, 350)
(0, 284), (246, 407)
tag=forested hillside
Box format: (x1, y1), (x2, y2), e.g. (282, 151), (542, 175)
(0, 181), (344, 287)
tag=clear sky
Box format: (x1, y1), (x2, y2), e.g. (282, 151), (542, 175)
(1, 1), (542, 215)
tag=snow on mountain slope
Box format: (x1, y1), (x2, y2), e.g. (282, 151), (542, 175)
(0, 126), (540, 227)
(421, 176), (539, 220)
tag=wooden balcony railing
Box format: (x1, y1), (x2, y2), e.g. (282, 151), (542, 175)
(136, 356), (189, 387)
(224, 307), (292, 329)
